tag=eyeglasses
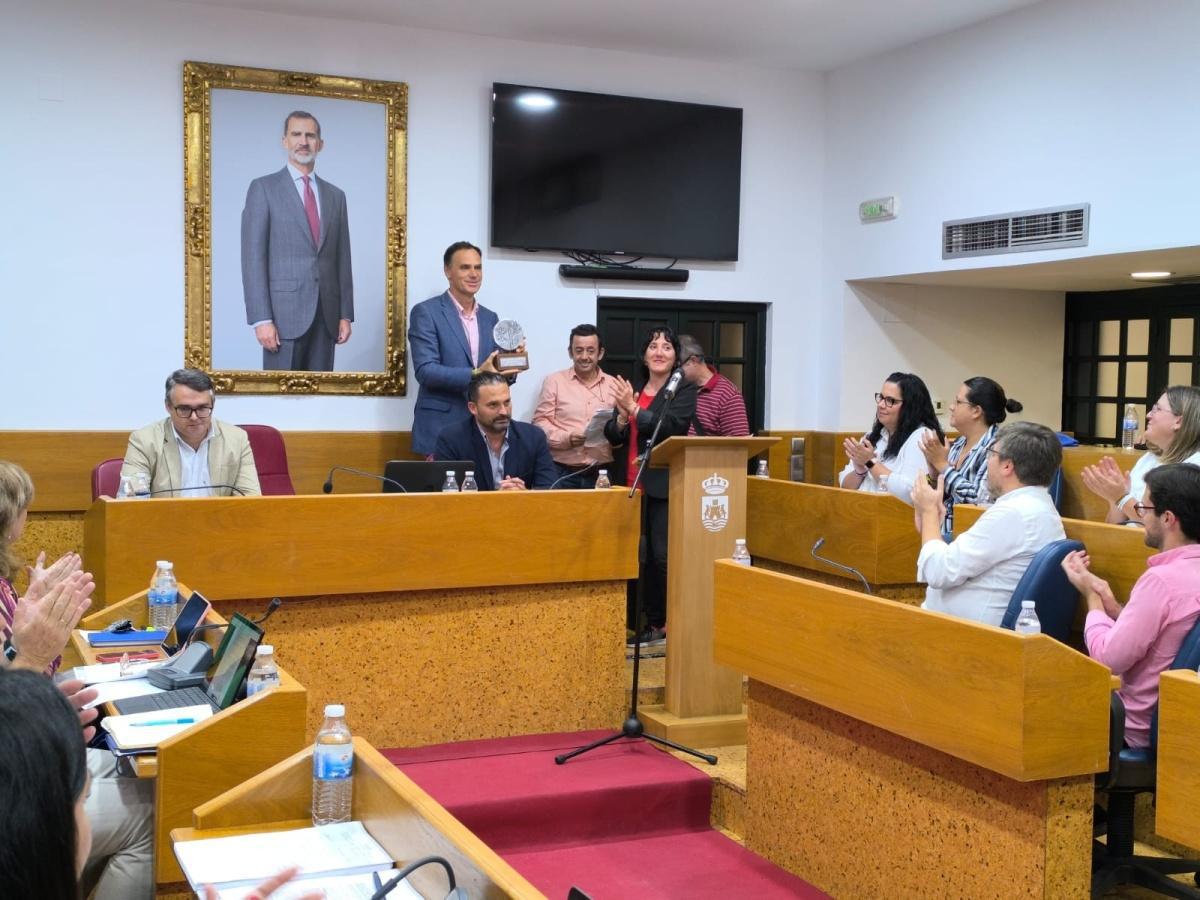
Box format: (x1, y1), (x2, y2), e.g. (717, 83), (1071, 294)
(172, 405), (213, 419)
(986, 447), (1006, 459)
(950, 397), (975, 408)
(1133, 503), (1156, 516)
(874, 393), (900, 409)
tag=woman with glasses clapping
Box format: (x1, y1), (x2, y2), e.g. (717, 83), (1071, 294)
(840, 372), (943, 506)
(1081, 385), (1200, 525)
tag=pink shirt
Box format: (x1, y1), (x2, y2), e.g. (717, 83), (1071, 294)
(450, 294), (480, 366)
(0, 576), (61, 676)
(532, 368), (619, 465)
(1085, 543), (1200, 748)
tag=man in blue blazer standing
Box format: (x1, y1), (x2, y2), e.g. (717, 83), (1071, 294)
(409, 241), (523, 456)
(434, 373), (558, 490)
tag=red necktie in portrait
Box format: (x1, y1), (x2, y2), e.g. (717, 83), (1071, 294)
(302, 175), (320, 246)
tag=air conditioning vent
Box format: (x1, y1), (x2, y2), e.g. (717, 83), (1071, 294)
(943, 203), (1089, 259)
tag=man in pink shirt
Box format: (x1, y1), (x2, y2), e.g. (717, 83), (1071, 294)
(1062, 462), (1200, 748)
(533, 324), (619, 489)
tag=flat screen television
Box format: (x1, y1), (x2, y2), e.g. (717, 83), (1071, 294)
(490, 83), (743, 261)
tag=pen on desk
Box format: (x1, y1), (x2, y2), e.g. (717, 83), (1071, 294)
(129, 717), (197, 728)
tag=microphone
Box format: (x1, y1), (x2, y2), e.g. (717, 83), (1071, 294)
(811, 538), (872, 595)
(661, 368), (684, 400)
(369, 855), (465, 900)
(546, 460), (600, 490)
(185, 598), (283, 647)
(323, 466), (407, 494)
(145, 484), (248, 497)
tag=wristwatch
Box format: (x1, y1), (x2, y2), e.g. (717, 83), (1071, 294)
(865, 459), (876, 470)
(2, 637), (17, 664)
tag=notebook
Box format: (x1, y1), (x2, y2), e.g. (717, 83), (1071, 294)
(101, 703), (214, 750)
(382, 459), (474, 493)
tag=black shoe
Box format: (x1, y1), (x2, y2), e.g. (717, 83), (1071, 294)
(625, 625), (666, 648)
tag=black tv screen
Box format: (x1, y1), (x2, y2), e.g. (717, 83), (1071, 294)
(490, 83), (743, 261)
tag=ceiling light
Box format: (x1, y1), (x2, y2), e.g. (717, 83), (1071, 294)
(516, 93), (556, 111)
(1130, 271), (1173, 280)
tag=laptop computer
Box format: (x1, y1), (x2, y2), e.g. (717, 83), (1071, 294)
(382, 460), (475, 493)
(112, 613), (263, 715)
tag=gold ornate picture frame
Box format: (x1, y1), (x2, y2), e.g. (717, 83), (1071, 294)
(183, 61), (408, 394)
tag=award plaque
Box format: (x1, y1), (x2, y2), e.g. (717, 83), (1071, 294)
(493, 319), (529, 371)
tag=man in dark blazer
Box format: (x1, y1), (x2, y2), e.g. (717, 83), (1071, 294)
(409, 241), (523, 456)
(241, 110), (353, 371)
(434, 373), (558, 490)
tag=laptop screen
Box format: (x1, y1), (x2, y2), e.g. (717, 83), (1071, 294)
(382, 459), (475, 493)
(206, 613), (264, 708)
(161, 591), (211, 656)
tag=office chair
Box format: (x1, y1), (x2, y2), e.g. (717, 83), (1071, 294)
(1048, 467), (1065, 511)
(1092, 616), (1200, 898)
(999, 539), (1085, 642)
(91, 457), (124, 500)
(239, 424), (295, 495)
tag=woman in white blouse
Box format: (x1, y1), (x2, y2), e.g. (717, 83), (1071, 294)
(840, 372), (944, 505)
(1082, 385), (1200, 524)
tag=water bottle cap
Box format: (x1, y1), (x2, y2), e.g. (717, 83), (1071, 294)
(446, 470), (456, 477)
(256, 645), (273, 656)
(156, 560), (170, 567)
(735, 538), (746, 545)
(1021, 600), (1035, 609)
(466, 470), (474, 476)
(324, 703), (345, 717)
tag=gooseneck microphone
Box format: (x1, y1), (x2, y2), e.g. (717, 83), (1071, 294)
(185, 597), (283, 647)
(546, 460), (600, 490)
(145, 484), (248, 497)
(661, 368), (684, 400)
(811, 538), (872, 595)
(369, 855), (465, 900)
(323, 466), (407, 494)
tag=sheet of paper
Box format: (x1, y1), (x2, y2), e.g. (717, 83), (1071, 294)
(583, 407), (614, 448)
(74, 660), (163, 685)
(174, 821), (393, 891)
(101, 703), (212, 750)
(84, 678), (164, 709)
(212, 869), (422, 900)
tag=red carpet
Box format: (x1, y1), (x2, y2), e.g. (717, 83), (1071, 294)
(384, 731), (828, 899)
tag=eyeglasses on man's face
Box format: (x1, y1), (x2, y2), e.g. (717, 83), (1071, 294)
(1134, 503), (1156, 517)
(172, 405), (213, 419)
(874, 393), (900, 409)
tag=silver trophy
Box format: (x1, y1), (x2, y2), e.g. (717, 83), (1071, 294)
(493, 319), (529, 371)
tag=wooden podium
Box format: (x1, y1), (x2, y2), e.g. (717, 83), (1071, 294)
(172, 737), (544, 899)
(639, 436), (776, 747)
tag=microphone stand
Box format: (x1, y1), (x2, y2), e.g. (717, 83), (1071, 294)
(811, 538), (872, 594)
(556, 383), (717, 766)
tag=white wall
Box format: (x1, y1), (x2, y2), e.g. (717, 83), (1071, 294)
(820, 0), (1200, 428)
(0, 0), (823, 430)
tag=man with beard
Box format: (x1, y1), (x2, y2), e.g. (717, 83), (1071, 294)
(911, 421), (1065, 626)
(1061, 463), (1200, 749)
(433, 373), (557, 491)
(241, 110), (354, 371)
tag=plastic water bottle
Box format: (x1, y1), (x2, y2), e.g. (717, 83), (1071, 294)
(755, 459), (770, 478)
(732, 538), (751, 567)
(460, 471), (478, 492)
(1122, 404), (1138, 451)
(147, 561), (178, 630)
(116, 476), (137, 500)
(312, 704), (353, 826)
(1014, 600), (1041, 635)
(442, 470), (459, 493)
(595, 469), (611, 489)
(245, 645), (280, 696)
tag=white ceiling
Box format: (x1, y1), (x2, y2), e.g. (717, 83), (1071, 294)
(181, 0), (1046, 71)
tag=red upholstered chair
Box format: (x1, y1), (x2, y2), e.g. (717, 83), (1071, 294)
(239, 424), (295, 495)
(91, 458), (124, 501)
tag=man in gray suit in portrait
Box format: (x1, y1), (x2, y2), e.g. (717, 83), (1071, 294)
(241, 110), (354, 371)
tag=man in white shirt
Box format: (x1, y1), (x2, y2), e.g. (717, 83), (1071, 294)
(913, 421), (1065, 626)
(121, 369), (261, 497)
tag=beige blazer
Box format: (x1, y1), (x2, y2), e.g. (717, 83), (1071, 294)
(121, 418), (262, 497)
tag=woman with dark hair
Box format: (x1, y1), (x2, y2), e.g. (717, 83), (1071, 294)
(1083, 385), (1200, 525)
(0, 668), (317, 899)
(606, 326), (698, 647)
(840, 372), (944, 505)
(921, 376), (1023, 537)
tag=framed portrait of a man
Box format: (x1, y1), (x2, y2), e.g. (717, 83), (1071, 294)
(183, 61), (408, 394)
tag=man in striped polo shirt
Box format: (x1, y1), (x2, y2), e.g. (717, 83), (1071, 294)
(678, 335), (750, 437)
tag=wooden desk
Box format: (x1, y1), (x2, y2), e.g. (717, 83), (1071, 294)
(71, 589), (308, 886)
(83, 491), (639, 747)
(746, 478), (926, 600)
(171, 737), (544, 899)
(714, 561), (1112, 898)
(1154, 669), (1200, 850)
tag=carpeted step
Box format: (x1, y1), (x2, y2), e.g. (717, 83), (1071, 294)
(384, 731), (712, 854)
